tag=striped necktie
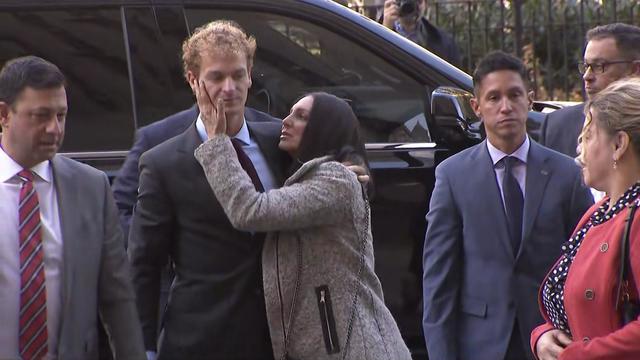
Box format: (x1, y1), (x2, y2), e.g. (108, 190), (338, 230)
(17, 169), (48, 360)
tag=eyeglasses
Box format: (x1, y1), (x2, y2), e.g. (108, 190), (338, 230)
(578, 60), (635, 75)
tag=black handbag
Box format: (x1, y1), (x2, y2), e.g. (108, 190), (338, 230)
(616, 200), (640, 326)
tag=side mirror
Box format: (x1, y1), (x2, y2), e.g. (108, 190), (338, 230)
(430, 87), (482, 148)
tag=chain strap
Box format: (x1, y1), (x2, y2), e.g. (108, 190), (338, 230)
(280, 234), (303, 360)
(340, 184), (370, 360)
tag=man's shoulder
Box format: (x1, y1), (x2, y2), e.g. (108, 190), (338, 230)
(533, 141), (580, 173)
(547, 103), (585, 122)
(420, 17), (454, 42)
(437, 142), (483, 173)
(52, 155), (107, 184)
(245, 107), (281, 123)
(138, 105), (197, 140)
(141, 130), (188, 160)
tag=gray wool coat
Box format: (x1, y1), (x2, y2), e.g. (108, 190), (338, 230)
(194, 136), (411, 360)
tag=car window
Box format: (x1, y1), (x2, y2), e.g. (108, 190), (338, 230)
(125, 6), (193, 128)
(0, 8), (134, 152)
(186, 9), (431, 143)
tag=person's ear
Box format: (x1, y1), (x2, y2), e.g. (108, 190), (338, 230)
(186, 71), (198, 94)
(0, 102), (10, 129)
(470, 97), (481, 119)
(527, 91), (534, 110)
(613, 130), (630, 161)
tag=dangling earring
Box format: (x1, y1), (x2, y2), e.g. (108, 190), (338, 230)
(613, 158), (618, 170)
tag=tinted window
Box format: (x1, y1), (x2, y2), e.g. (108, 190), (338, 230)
(186, 9), (431, 143)
(125, 6), (193, 128)
(0, 8), (134, 152)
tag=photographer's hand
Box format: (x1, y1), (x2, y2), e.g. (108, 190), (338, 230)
(383, 0), (399, 29)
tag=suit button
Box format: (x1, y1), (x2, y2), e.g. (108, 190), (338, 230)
(583, 336), (590, 342)
(585, 289), (595, 300)
(600, 243), (609, 252)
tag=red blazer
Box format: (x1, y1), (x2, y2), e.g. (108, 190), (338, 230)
(530, 199), (640, 359)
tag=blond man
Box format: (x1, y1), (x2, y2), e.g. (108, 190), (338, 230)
(127, 20), (285, 360)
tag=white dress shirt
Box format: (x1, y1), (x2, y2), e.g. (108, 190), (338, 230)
(486, 136), (530, 209)
(0, 147), (62, 360)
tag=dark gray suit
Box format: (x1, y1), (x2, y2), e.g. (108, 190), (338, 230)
(128, 111), (288, 359)
(51, 155), (145, 359)
(112, 106), (196, 240)
(422, 139), (593, 360)
(539, 103), (585, 158)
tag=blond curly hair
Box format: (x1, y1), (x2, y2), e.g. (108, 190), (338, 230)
(181, 20), (256, 80)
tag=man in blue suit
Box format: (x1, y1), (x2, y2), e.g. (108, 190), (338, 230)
(422, 51), (594, 360)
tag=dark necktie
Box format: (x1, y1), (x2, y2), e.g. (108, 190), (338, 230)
(231, 138), (264, 192)
(231, 139), (267, 243)
(17, 170), (48, 360)
(502, 156), (524, 254)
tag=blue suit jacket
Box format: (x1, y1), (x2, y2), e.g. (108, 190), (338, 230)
(422, 139), (593, 360)
(539, 103), (585, 158)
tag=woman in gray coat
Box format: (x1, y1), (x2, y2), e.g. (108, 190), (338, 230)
(193, 90), (411, 360)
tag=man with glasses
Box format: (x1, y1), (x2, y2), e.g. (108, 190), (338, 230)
(540, 23), (640, 158)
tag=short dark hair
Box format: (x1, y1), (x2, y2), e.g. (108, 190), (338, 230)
(0, 56), (66, 106)
(472, 51), (529, 95)
(586, 23), (640, 60)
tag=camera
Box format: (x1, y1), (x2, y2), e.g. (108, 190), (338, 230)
(396, 0), (418, 17)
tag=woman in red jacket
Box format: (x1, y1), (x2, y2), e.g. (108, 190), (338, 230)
(531, 78), (640, 360)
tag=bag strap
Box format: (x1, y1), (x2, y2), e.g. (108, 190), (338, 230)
(280, 233), (303, 360)
(340, 183), (370, 360)
(616, 199), (639, 310)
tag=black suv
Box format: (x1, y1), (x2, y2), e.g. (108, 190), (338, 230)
(0, 0), (544, 358)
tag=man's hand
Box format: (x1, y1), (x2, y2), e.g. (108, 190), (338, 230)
(344, 163), (370, 184)
(536, 329), (572, 360)
(383, 0), (399, 29)
(193, 79), (227, 138)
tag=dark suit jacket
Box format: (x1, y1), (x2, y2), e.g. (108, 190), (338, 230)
(422, 139), (593, 360)
(539, 103), (585, 158)
(127, 111), (287, 359)
(112, 106), (196, 240)
(112, 106), (275, 240)
(50, 155), (145, 359)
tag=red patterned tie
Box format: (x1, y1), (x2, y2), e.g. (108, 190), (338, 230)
(17, 170), (48, 360)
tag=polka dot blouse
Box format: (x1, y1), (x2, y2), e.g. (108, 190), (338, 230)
(542, 182), (640, 335)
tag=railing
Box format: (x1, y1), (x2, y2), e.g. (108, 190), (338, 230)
(348, 0), (639, 101)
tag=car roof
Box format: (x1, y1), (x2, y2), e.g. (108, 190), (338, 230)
(1, 0), (473, 90)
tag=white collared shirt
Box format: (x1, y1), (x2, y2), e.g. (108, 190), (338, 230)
(486, 136), (530, 208)
(0, 147), (62, 359)
(196, 115), (277, 191)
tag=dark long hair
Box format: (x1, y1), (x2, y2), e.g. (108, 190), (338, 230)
(295, 92), (367, 164)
